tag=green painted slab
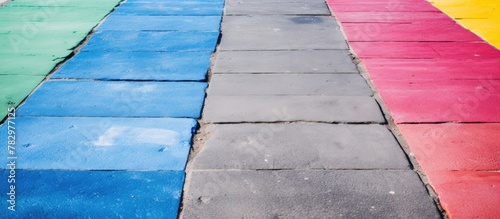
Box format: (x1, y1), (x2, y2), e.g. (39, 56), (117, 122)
(0, 53), (67, 75)
(6, 0), (120, 8)
(0, 34), (83, 53)
(0, 7), (114, 23)
(0, 75), (45, 120)
(0, 21), (97, 33)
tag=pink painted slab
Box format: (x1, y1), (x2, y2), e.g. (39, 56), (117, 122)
(430, 42), (500, 58)
(377, 88), (500, 123)
(343, 22), (481, 42)
(398, 123), (500, 171)
(350, 42), (439, 58)
(361, 59), (500, 80)
(425, 170), (500, 219)
(327, 1), (440, 12)
(334, 11), (450, 23)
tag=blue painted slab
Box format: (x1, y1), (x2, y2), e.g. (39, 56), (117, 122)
(0, 170), (184, 218)
(114, 2), (224, 16)
(126, 0), (223, 2)
(51, 51), (211, 81)
(0, 117), (196, 170)
(82, 31), (219, 52)
(16, 81), (207, 118)
(98, 15), (222, 31)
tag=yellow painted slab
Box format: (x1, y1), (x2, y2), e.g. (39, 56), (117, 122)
(429, 0), (500, 49)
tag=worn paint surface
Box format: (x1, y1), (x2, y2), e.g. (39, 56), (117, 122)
(0, 117), (197, 170)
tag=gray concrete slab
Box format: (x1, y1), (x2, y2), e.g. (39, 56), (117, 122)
(220, 16), (348, 50)
(193, 124), (410, 170)
(208, 74), (373, 96)
(225, 1), (331, 15)
(203, 96), (385, 123)
(214, 50), (358, 73)
(221, 16), (341, 32)
(183, 170), (441, 218)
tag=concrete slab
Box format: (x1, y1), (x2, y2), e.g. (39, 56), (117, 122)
(220, 16), (347, 50)
(17, 81), (207, 118)
(82, 31), (219, 52)
(203, 95), (385, 123)
(51, 51), (212, 81)
(193, 124), (409, 170)
(0, 170), (184, 218)
(98, 15), (221, 31)
(225, 1), (330, 15)
(0, 117), (197, 170)
(183, 170), (441, 218)
(221, 16), (341, 32)
(208, 74), (373, 96)
(113, 2), (223, 16)
(214, 50), (357, 73)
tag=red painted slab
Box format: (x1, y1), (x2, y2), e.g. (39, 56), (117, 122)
(377, 88), (500, 123)
(335, 11), (450, 23)
(398, 123), (500, 171)
(361, 59), (500, 80)
(431, 42), (500, 58)
(424, 170), (500, 219)
(327, 1), (440, 12)
(343, 22), (481, 42)
(350, 42), (439, 58)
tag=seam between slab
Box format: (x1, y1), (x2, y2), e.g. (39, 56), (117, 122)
(190, 168), (415, 172)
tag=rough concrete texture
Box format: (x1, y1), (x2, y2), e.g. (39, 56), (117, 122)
(219, 16), (348, 50)
(209, 74), (373, 96)
(225, 0), (331, 15)
(203, 95), (385, 123)
(183, 170), (441, 218)
(193, 124), (410, 170)
(178, 0), (442, 217)
(214, 50), (358, 73)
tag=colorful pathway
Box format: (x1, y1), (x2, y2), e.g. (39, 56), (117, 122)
(0, 0), (499, 218)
